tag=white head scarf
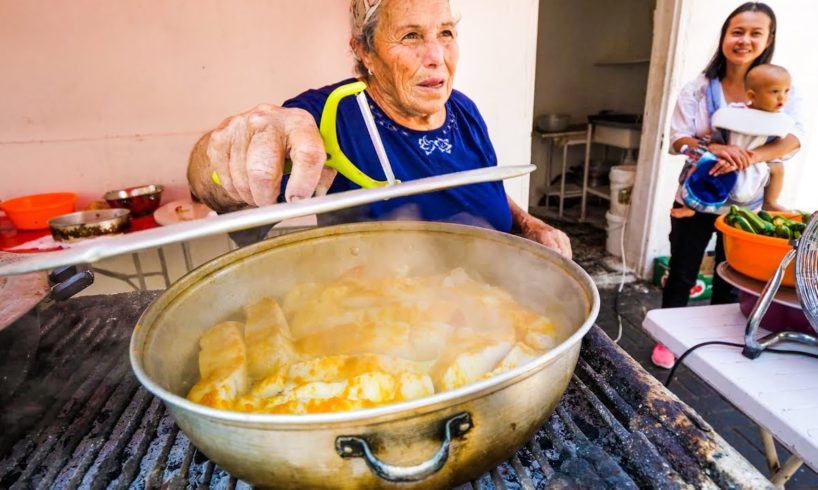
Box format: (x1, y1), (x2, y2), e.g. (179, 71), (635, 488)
(350, 0), (383, 40)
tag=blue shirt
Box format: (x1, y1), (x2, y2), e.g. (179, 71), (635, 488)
(282, 78), (512, 232)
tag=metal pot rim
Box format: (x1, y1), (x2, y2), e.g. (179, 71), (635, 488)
(130, 221), (600, 427)
(103, 184), (164, 201)
(47, 208), (130, 228)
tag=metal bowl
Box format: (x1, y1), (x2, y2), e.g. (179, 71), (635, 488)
(535, 113), (570, 133)
(104, 184), (164, 217)
(48, 208), (131, 242)
(130, 221), (600, 488)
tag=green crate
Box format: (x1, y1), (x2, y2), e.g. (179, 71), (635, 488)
(652, 256), (713, 300)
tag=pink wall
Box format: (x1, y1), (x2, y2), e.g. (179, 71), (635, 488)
(0, 1), (351, 205)
(1, 1), (539, 208)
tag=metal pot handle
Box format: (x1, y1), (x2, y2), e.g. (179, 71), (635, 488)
(49, 264), (94, 302)
(335, 412), (472, 483)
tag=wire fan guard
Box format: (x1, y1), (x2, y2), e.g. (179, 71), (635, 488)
(796, 212), (818, 331)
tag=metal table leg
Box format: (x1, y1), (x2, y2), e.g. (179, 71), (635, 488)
(156, 247), (171, 288)
(761, 428), (781, 472)
(760, 427), (804, 488)
(91, 266), (142, 291)
(580, 123), (593, 221)
(543, 138), (553, 213)
(558, 141), (569, 217)
(771, 455), (804, 488)
(181, 242), (194, 272)
(131, 253), (147, 290)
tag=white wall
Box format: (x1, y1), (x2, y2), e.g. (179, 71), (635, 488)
(637, 0), (818, 273)
(0, 0), (538, 209)
(533, 0), (653, 122)
(453, 0), (539, 205)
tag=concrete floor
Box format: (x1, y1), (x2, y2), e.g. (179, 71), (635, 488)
(549, 211), (818, 489)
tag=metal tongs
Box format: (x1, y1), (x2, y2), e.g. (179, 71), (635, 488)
(743, 211), (818, 358)
(0, 81), (534, 276)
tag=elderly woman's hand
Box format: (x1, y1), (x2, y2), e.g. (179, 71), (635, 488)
(507, 197), (572, 259)
(189, 104), (335, 211)
(520, 216), (573, 260)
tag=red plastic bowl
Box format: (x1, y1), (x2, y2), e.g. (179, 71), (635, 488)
(0, 192), (78, 230)
(715, 212), (800, 288)
(103, 185), (164, 218)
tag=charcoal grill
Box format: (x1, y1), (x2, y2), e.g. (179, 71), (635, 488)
(0, 292), (772, 489)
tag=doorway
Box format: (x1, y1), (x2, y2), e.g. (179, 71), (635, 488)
(531, 0), (681, 278)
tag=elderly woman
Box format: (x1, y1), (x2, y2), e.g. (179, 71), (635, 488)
(187, 0), (572, 258)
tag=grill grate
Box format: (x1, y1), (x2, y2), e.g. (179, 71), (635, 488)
(0, 292), (771, 489)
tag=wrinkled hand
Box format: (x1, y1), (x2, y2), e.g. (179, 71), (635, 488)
(707, 143), (753, 176)
(205, 104), (336, 207)
(522, 218), (572, 260)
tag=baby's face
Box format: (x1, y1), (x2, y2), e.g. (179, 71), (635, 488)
(748, 74), (791, 112)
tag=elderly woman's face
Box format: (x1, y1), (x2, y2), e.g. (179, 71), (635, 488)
(362, 0), (459, 126)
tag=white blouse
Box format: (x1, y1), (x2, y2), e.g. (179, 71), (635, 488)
(668, 73), (806, 154)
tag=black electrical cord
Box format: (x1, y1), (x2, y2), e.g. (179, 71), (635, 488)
(665, 341), (818, 388)
(612, 281), (624, 343)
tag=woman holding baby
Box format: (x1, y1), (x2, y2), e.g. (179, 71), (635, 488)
(653, 1), (806, 369)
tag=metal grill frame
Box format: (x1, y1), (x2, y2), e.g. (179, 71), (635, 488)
(0, 292), (773, 489)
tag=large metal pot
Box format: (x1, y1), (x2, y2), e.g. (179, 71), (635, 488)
(130, 222), (600, 488)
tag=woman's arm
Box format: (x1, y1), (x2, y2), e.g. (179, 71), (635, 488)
(749, 134), (801, 165)
(507, 195), (572, 259)
(669, 76), (752, 172)
(708, 134), (800, 177)
(671, 136), (701, 154)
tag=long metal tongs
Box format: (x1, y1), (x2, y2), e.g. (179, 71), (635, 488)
(0, 79), (534, 275)
(0, 166), (533, 276)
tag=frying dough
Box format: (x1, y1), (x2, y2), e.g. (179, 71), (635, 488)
(187, 268), (558, 414)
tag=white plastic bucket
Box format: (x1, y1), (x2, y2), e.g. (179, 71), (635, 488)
(605, 211), (627, 257)
(609, 165), (636, 217)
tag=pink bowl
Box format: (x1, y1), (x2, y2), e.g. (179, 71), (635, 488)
(738, 290), (814, 335)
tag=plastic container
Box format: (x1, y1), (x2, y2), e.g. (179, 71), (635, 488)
(608, 165), (636, 217)
(714, 212), (801, 288)
(0, 192), (78, 230)
(682, 153), (736, 213)
(605, 211), (627, 257)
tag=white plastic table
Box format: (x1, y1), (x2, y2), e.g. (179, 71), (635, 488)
(643, 304), (818, 488)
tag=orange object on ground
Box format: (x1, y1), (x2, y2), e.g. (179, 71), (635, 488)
(0, 193), (78, 230)
(714, 212), (799, 288)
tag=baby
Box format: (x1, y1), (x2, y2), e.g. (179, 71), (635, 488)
(744, 63), (791, 211)
(673, 64), (793, 218)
